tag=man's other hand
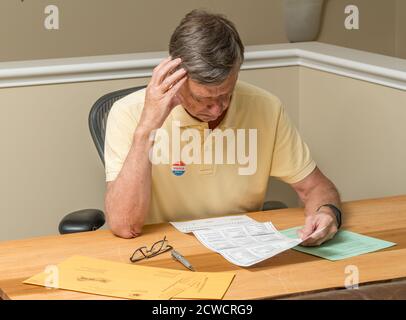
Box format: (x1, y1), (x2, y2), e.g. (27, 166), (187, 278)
(298, 209), (338, 246)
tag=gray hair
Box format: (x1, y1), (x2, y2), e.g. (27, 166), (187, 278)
(169, 9), (245, 85)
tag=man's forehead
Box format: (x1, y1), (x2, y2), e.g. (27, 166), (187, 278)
(187, 73), (237, 98)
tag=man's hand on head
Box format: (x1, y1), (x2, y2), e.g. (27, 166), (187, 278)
(137, 56), (187, 134)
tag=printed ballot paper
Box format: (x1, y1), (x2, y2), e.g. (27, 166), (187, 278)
(23, 256), (235, 300)
(170, 214), (256, 233)
(171, 215), (305, 267)
(194, 222), (303, 267)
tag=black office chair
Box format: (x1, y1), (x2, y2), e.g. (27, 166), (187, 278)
(58, 85), (146, 234)
(59, 85), (287, 234)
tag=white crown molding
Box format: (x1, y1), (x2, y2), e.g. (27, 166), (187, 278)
(1, 42), (406, 90)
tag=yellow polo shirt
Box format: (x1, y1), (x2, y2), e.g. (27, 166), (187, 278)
(104, 80), (316, 224)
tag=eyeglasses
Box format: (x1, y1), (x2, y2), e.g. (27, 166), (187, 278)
(130, 236), (173, 263)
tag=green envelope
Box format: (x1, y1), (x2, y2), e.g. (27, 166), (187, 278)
(281, 226), (396, 261)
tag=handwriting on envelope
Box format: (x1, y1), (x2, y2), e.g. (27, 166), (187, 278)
(23, 255), (235, 300)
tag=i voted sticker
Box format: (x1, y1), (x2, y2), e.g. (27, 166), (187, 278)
(171, 161), (186, 176)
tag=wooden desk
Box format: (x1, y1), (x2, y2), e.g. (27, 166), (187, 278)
(1, 195), (406, 300)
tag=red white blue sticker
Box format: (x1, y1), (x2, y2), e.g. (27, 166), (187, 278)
(171, 161), (186, 176)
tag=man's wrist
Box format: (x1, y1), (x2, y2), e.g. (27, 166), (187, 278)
(134, 126), (155, 141)
(317, 204), (342, 229)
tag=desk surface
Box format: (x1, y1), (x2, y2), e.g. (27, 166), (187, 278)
(1, 195), (406, 300)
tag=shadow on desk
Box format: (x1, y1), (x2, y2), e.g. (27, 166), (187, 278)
(279, 278), (406, 300)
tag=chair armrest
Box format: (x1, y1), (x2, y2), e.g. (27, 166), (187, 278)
(59, 209), (105, 234)
(262, 200), (288, 211)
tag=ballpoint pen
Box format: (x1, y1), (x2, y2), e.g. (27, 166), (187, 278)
(171, 249), (195, 271)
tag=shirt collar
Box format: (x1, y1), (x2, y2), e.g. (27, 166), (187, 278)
(169, 89), (237, 129)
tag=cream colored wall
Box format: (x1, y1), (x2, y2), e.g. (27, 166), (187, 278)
(319, 0), (406, 59)
(0, 67), (300, 241)
(0, 77), (146, 241)
(2, 0), (406, 62)
(396, 0), (406, 59)
(318, 0), (397, 57)
(299, 67), (406, 202)
(0, 0), (287, 62)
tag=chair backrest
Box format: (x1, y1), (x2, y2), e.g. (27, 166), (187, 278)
(88, 85), (147, 166)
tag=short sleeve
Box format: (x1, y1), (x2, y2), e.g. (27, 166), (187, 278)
(104, 102), (138, 182)
(269, 105), (316, 184)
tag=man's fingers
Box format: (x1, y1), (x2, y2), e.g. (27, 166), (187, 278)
(301, 236), (316, 246)
(300, 219), (316, 239)
(160, 68), (187, 93)
(301, 226), (331, 246)
(156, 56), (172, 71)
(151, 56), (172, 85)
(165, 76), (187, 109)
(167, 75), (187, 97)
(301, 236), (323, 247)
(155, 58), (183, 85)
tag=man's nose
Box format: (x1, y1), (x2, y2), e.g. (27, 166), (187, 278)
(207, 102), (223, 116)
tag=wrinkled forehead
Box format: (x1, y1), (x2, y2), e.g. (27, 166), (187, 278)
(187, 71), (238, 98)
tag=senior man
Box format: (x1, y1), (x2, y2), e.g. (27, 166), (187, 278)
(104, 10), (342, 246)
